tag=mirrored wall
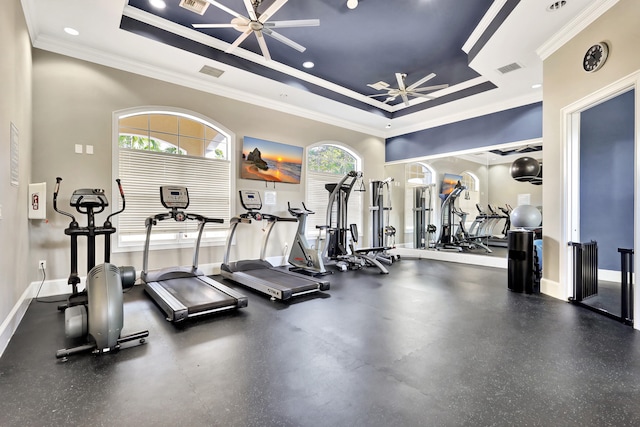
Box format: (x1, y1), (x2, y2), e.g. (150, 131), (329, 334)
(384, 143), (543, 253)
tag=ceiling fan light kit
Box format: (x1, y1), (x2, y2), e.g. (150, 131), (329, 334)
(367, 72), (449, 106)
(193, 0), (319, 61)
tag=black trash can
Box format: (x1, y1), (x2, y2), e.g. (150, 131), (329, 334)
(508, 229), (535, 293)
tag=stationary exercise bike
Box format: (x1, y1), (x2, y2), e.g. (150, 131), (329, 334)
(53, 177), (148, 359)
(287, 202), (329, 276)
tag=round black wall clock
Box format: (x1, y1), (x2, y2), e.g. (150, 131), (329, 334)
(583, 42), (609, 73)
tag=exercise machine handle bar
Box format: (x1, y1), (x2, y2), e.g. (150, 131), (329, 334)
(106, 179), (125, 225)
(142, 210), (223, 277)
(53, 177), (76, 224)
(287, 201), (315, 217)
(53, 177), (127, 292)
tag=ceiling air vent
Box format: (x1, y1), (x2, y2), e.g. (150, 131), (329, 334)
(179, 0), (210, 15)
(199, 65), (225, 78)
(497, 62), (523, 74)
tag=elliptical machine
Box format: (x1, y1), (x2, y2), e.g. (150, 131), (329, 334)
(287, 202), (329, 276)
(53, 177), (148, 359)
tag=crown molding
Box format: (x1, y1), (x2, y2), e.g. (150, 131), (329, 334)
(536, 0), (620, 60)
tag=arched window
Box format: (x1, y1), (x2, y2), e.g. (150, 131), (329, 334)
(113, 107), (233, 251)
(305, 143), (363, 238)
(458, 171), (480, 216)
(460, 171), (479, 192)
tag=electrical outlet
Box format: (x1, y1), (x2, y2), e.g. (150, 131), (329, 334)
(39, 260), (46, 270)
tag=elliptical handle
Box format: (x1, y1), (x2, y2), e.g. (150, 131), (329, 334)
(53, 176), (76, 222)
(301, 202), (315, 215)
(106, 178), (126, 223)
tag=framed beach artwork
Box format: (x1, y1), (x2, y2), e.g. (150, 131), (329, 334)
(440, 173), (463, 196)
(241, 136), (303, 184)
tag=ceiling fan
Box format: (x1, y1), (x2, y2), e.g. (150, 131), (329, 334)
(367, 73), (449, 106)
(192, 0), (319, 61)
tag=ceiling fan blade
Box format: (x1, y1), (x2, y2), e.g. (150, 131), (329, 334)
(395, 73), (406, 91)
(255, 31), (272, 60)
(242, 0), (258, 21)
(262, 27), (305, 52)
(193, 23), (238, 29)
(367, 82), (390, 90)
(225, 29), (252, 53)
(406, 73), (436, 91)
(258, 0), (288, 23)
(401, 93), (410, 106)
(264, 19), (320, 28)
(204, 0), (245, 19)
(383, 97), (396, 104)
(411, 93), (436, 99)
(412, 84), (449, 92)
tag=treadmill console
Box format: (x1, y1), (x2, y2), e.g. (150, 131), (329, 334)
(160, 186), (189, 209)
(239, 190), (262, 211)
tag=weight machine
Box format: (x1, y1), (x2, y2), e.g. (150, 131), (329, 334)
(321, 171), (389, 274)
(369, 178), (399, 264)
(413, 184), (436, 249)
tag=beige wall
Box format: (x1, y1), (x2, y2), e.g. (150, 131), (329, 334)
(542, 0), (640, 297)
(30, 49), (385, 282)
(488, 163), (542, 209)
(0, 0), (33, 344)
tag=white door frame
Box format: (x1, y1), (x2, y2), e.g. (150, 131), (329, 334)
(560, 71), (640, 330)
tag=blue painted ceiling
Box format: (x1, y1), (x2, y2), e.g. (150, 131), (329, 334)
(122, 0), (499, 118)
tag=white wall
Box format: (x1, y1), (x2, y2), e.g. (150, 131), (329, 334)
(0, 0), (33, 353)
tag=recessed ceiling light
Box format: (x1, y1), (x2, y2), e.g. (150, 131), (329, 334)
(547, 1), (567, 12)
(347, 0), (358, 10)
(302, 61), (314, 69)
(532, 83), (542, 89)
(150, 0), (166, 9)
(64, 27), (79, 36)
(385, 123), (391, 129)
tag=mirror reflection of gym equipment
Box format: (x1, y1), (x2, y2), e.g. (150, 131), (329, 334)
(398, 144), (543, 256)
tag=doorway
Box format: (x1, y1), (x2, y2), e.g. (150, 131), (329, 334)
(564, 73), (640, 329)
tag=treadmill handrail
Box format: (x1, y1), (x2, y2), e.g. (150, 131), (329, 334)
(142, 210), (224, 278)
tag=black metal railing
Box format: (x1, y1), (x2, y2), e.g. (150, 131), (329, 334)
(619, 248), (634, 325)
(569, 241), (634, 326)
(569, 241), (598, 301)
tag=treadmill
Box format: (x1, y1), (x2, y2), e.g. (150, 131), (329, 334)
(221, 190), (330, 301)
(141, 186), (248, 322)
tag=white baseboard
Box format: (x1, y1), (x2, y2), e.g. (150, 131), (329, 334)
(599, 269), (621, 282)
(390, 247), (508, 269)
(540, 278), (565, 301)
(0, 285), (35, 358)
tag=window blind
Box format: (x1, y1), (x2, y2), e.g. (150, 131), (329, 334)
(117, 149), (230, 235)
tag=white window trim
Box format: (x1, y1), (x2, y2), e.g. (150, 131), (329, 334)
(111, 106), (236, 253)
